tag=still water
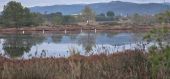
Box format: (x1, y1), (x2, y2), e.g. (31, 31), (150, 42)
(0, 32), (145, 59)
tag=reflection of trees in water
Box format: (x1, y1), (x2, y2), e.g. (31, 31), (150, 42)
(3, 46), (30, 58)
(67, 34), (78, 41)
(50, 32), (119, 54)
(77, 32), (96, 53)
(107, 32), (143, 45)
(2, 34), (45, 58)
(31, 34), (46, 45)
(51, 34), (65, 43)
(105, 32), (117, 38)
(131, 32), (144, 42)
(51, 34), (81, 43)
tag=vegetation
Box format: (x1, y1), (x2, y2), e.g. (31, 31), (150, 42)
(1, 1), (170, 79)
(2, 1), (170, 27)
(106, 11), (115, 17)
(81, 5), (96, 23)
(0, 1), (43, 27)
(43, 12), (78, 25)
(0, 50), (150, 79)
(129, 11), (170, 25)
(0, 1), (79, 27)
(155, 11), (170, 24)
(0, 46), (169, 79)
(128, 13), (156, 25)
(96, 11), (118, 21)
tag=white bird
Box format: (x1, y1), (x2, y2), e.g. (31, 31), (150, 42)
(22, 30), (25, 34)
(43, 30), (45, 34)
(81, 28), (83, 33)
(95, 29), (97, 33)
(65, 29), (67, 34)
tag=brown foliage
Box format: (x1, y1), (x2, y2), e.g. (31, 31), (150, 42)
(0, 50), (152, 79)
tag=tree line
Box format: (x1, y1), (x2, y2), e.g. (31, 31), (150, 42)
(0, 1), (170, 28)
(0, 1), (118, 27)
(0, 1), (80, 27)
(0, 1), (43, 28)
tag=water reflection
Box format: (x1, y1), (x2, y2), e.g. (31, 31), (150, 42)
(51, 34), (63, 43)
(2, 34), (45, 58)
(77, 32), (96, 53)
(0, 32), (143, 58)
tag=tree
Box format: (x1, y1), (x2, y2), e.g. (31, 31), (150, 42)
(81, 5), (95, 23)
(131, 13), (143, 25)
(155, 11), (170, 24)
(107, 11), (115, 17)
(130, 13), (156, 25)
(99, 13), (105, 17)
(0, 1), (43, 27)
(30, 13), (44, 26)
(44, 12), (63, 25)
(96, 13), (106, 21)
(63, 15), (76, 24)
(1, 1), (24, 27)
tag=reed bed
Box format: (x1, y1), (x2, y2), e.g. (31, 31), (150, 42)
(0, 50), (168, 79)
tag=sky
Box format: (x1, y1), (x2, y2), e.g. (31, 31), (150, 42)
(0, 0), (170, 11)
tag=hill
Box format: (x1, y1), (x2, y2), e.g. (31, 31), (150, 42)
(30, 1), (170, 15)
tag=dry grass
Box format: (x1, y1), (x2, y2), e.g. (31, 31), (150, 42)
(0, 50), (168, 79)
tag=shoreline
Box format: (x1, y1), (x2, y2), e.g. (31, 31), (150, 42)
(0, 25), (165, 34)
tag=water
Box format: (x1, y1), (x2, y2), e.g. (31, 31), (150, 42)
(0, 32), (145, 59)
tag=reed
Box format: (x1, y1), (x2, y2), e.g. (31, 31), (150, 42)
(0, 50), (169, 79)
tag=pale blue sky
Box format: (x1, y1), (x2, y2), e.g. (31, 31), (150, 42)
(0, 0), (169, 11)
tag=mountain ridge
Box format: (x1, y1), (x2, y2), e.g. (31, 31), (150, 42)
(30, 1), (170, 15)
